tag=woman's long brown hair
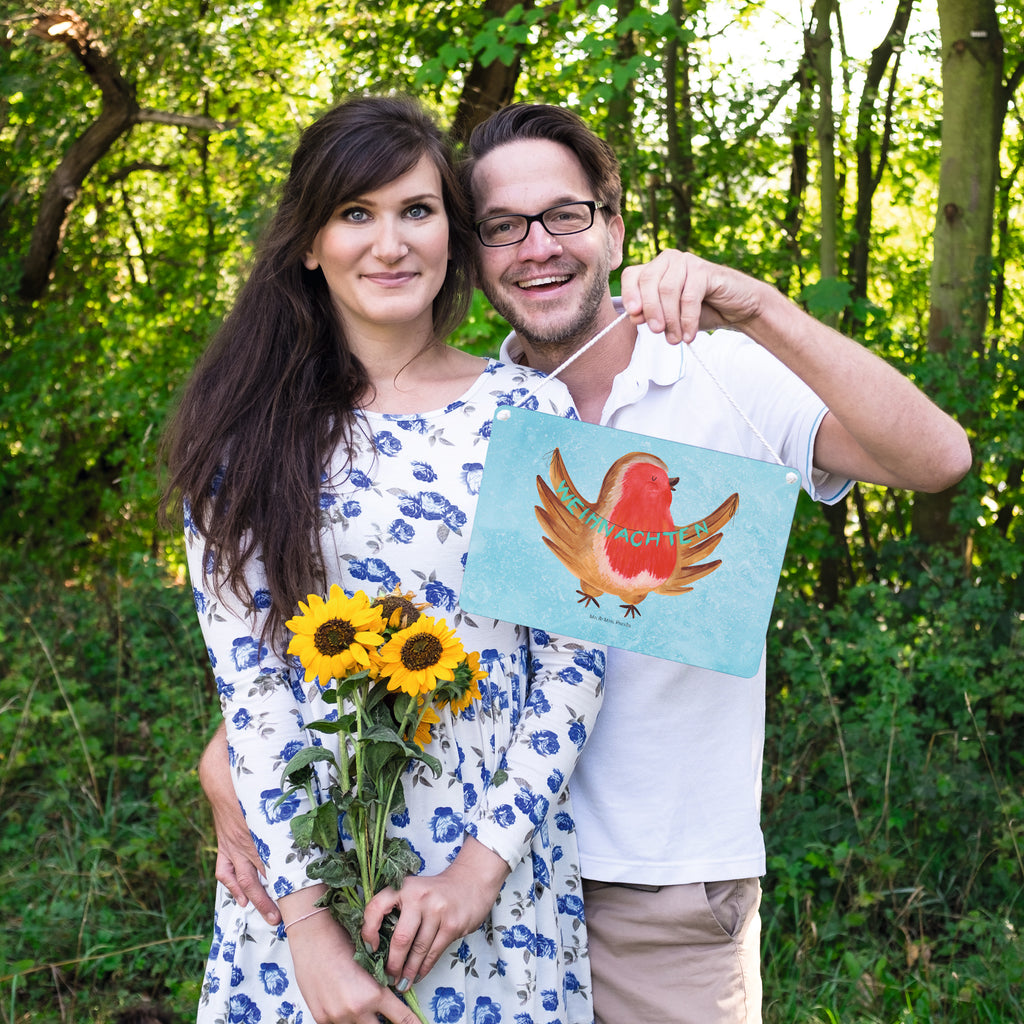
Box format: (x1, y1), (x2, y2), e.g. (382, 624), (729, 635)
(161, 96), (474, 649)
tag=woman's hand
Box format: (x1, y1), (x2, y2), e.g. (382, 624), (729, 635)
(281, 891), (422, 1024)
(361, 836), (511, 991)
(199, 722), (282, 925)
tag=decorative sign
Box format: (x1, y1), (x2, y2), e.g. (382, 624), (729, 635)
(460, 407), (801, 677)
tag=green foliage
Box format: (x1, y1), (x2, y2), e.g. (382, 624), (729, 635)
(0, 554), (216, 1021)
(762, 540), (1024, 1023)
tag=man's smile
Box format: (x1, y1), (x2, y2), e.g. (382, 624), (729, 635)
(515, 274), (573, 290)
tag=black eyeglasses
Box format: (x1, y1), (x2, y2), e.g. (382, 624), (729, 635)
(474, 200), (608, 247)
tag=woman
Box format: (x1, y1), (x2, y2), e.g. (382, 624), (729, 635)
(163, 96), (605, 1024)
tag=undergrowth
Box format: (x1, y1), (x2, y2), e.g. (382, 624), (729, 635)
(1, 532), (1020, 1023)
(0, 554), (216, 1023)
(762, 537), (1024, 1023)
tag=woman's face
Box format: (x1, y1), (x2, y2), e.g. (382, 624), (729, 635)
(304, 154), (450, 339)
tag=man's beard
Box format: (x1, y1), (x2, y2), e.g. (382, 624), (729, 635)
(481, 261), (611, 357)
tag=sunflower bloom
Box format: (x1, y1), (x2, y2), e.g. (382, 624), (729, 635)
(408, 702), (441, 749)
(285, 584), (386, 683)
(448, 650), (486, 716)
(372, 585), (429, 630)
(377, 616), (465, 697)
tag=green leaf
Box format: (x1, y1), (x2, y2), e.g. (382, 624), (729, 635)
(309, 849), (361, 890)
(336, 669), (373, 702)
(312, 800), (341, 850)
(353, 941), (388, 984)
(361, 721), (409, 746)
(364, 682), (397, 715)
(438, 42), (471, 66)
(379, 837), (422, 891)
(302, 717), (350, 734)
(281, 745), (337, 788)
(409, 747), (443, 778)
(800, 277), (853, 320)
(288, 808), (319, 849)
(362, 737), (410, 781)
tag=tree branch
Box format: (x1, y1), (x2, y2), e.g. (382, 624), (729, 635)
(18, 8), (235, 301)
(137, 109), (236, 131)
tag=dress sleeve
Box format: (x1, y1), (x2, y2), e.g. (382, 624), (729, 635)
(185, 508), (326, 898)
(465, 631), (605, 870)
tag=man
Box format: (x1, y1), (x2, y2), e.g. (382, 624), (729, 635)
(201, 104), (970, 1023)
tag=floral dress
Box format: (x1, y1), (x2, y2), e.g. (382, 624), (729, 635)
(190, 359), (606, 1024)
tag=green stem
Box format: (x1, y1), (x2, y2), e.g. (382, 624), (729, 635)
(401, 985), (430, 1024)
(372, 770), (404, 876)
(351, 683), (374, 903)
(371, 695), (428, 873)
(336, 716), (352, 793)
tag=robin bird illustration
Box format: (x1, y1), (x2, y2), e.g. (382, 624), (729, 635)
(535, 448), (740, 618)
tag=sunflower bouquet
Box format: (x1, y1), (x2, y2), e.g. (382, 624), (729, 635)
(278, 583), (484, 1018)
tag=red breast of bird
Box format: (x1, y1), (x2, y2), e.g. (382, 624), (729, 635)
(592, 457), (679, 587)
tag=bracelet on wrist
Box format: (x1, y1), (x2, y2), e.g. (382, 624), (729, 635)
(283, 906), (329, 932)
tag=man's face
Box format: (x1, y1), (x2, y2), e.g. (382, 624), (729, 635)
(470, 138), (625, 354)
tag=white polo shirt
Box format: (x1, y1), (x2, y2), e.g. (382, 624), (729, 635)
(500, 310), (851, 884)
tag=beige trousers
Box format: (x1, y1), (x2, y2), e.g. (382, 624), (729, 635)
(582, 878), (762, 1024)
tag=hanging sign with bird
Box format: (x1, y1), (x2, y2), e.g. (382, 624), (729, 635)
(460, 407), (802, 677)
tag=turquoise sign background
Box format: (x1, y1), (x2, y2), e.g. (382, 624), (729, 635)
(460, 407), (802, 677)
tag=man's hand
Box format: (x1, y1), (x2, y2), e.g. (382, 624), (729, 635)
(199, 723), (282, 926)
(620, 249), (763, 344)
(361, 836), (510, 991)
(621, 249), (970, 492)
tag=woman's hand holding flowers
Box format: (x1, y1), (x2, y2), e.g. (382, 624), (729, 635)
(361, 836), (512, 991)
(282, 895), (423, 1024)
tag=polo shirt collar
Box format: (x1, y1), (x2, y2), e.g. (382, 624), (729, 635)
(497, 297), (691, 424)
(599, 298), (687, 420)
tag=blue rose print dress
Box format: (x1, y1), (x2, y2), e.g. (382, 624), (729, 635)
(190, 360), (606, 1024)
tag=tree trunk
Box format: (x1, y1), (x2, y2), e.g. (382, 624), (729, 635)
(664, 0), (693, 249)
(19, 10), (139, 300)
(806, 0), (838, 290)
(927, 2), (1002, 353)
(17, 9), (234, 301)
(450, 0), (535, 144)
(848, 0), (914, 310)
(913, 0), (1003, 543)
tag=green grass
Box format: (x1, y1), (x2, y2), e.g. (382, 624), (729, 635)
(0, 557), (214, 1023)
(1, 543), (1020, 1023)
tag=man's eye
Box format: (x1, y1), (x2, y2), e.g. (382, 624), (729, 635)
(490, 219), (522, 240)
(552, 210), (584, 226)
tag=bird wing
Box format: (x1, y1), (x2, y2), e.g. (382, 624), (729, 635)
(534, 448), (600, 586)
(656, 492), (740, 595)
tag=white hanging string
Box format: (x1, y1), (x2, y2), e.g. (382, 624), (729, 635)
(516, 311), (788, 467)
(519, 310), (631, 396)
(682, 342), (787, 467)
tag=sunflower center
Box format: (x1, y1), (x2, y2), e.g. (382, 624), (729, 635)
(376, 595), (421, 629)
(314, 618), (357, 655)
(400, 633), (444, 671)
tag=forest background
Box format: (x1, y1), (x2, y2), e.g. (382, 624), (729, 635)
(1, 0), (1021, 1021)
